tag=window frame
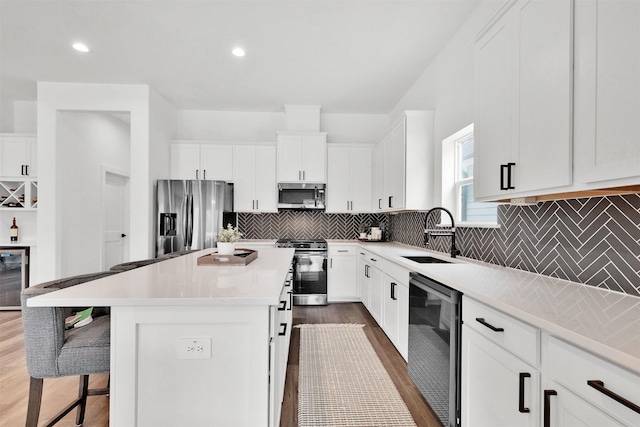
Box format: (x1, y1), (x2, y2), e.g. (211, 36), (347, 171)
(441, 123), (498, 228)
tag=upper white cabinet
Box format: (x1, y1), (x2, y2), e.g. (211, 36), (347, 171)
(374, 111), (434, 212)
(276, 132), (327, 183)
(232, 145), (277, 213)
(474, 0), (573, 202)
(574, 0), (640, 186)
(170, 143), (233, 181)
(326, 145), (372, 213)
(0, 134), (37, 178)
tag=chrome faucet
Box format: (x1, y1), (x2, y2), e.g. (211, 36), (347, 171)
(423, 207), (461, 258)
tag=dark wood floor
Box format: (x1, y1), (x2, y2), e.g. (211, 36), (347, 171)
(280, 302), (442, 427)
(1, 303), (440, 427)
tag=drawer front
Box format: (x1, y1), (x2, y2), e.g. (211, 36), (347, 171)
(546, 336), (640, 426)
(463, 297), (539, 366)
(329, 245), (356, 256)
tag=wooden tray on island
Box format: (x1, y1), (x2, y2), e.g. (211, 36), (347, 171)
(197, 248), (258, 266)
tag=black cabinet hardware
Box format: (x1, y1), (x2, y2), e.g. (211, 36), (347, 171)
(278, 323), (287, 336)
(277, 300), (286, 311)
(378, 198), (382, 209)
(587, 380), (640, 413)
(203, 170), (206, 180)
(121, 233), (127, 238)
(337, 250), (348, 253)
(388, 195), (393, 208)
(364, 265), (369, 278)
(288, 291), (293, 311)
(519, 372), (531, 413)
(500, 162), (516, 190)
(475, 317), (504, 332)
(391, 282), (397, 300)
(543, 389), (557, 427)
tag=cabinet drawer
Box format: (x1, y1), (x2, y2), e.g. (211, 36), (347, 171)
(546, 336), (640, 426)
(463, 297), (539, 366)
(329, 245), (356, 256)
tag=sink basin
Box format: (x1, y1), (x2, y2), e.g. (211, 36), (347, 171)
(402, 255), (451, 264)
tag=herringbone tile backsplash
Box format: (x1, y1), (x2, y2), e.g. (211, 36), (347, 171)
(238, 194), (640, 297)
(390, 195), (640, 297)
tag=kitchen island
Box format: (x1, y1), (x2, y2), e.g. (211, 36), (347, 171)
(28, 247), (295, 427)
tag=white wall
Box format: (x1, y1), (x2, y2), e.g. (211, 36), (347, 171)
(389, 0), (503, 205)
(176, 110), (388, 144)
(37, 82), (174, 281)
(58, 111), (130, 277)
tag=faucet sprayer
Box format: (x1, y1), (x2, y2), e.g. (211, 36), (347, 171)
(423, 207), (461, 258)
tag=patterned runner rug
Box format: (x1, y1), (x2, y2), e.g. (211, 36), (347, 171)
(296, 324), (417, 427)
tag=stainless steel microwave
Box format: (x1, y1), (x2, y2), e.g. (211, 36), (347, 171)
(278, 183), (325, 211)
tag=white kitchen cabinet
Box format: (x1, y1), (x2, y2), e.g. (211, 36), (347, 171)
(367, 258), (384, 327)
(574, 0), (640, 186)
(357, 250), (370, 308)
(474, 0), (573, 202)
(326, 145), (372, 213)
(276, 132), (327, 183)
(462, 325), (541, 427)
(170, 143), (233, 181)
(374, 111), (433, 212)
(541, 382), (624, 427)
(543, 335), (640, 427)
(381, 261), (410, 360)
(233, 145), (277, 213)
(0, 134), (37, 178)
(269, 276), (293, 427)
(327, 245), (358, 302)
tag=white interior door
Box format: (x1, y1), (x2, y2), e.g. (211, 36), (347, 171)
(103, 170), (129, 270)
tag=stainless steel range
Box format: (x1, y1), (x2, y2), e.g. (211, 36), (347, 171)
(275, 239), (328, 306)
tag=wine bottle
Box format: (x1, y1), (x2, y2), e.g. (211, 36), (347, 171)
(10, 217), (18, 242)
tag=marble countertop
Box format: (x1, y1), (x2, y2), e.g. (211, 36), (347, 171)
(346, 241), (640, 374)
(28, 247), (295, 308)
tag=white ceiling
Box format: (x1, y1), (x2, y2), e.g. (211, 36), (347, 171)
(1, 0), (480, 114)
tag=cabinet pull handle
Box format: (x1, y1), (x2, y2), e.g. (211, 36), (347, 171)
(587, 380), (640, 413)
(278, 323), (287, 336)
(196, 169), (199, 180)
(475, 317), (504, 332)
(26, 165), (29, 175)
(370, 258), (377, 262)
(203, 169), (206, 180)
(391, 282), (397, 300)
(507, 162), (515, 189)
(330, 258), (333, 268)
(388, 196), (393, 208)
(360, 252), (365, 255)
(519, 372), (531, 413)
(500, 164), (508, 190)
(543, 389), (557, 427)
(278, 300), (286, 311)
(378, 199), (382, 209)
(288, 291), (293, 311)
(256, 199), (258, 210)
(365, 265), (369, 278)
(252, 200), (255, 209)
(303, 170), (305, 180)
(337, 250), (348, 253)
(347, 201), (350, 210)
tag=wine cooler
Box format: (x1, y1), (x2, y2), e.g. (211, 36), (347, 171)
(0, 246), (29, 310)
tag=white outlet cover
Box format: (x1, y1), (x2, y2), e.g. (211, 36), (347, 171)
(178, 337), (212, 359)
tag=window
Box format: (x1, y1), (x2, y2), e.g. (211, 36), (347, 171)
(442, 124), (497, 226)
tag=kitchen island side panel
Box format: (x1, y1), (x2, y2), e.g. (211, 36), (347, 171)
(110, 305), (271, 427)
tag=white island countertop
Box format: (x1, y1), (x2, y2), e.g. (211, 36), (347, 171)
(28, 247), (295, 308)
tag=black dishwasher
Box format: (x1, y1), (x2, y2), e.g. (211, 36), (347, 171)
(408, 272), (462, 427)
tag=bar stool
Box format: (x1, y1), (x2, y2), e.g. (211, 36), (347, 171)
(20, 271), (118, 427)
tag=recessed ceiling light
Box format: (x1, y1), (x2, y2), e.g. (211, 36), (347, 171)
(232, 47), (246, 57)
(72, 42), (90, 53)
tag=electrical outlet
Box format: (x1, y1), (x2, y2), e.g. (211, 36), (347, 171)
(178, 337), (212, 359)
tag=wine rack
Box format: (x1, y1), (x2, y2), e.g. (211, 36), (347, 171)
(0, 179), (37, 210)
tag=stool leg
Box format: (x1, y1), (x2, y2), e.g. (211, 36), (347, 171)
(25, 377), (43, 427)
(75, 375), (89, 426)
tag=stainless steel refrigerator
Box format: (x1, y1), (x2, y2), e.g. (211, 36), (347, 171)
(156, 180), (234, 257)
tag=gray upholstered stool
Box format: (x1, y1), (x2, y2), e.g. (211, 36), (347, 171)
(21, 271), (118, 427)
(109, 257), (164, 272)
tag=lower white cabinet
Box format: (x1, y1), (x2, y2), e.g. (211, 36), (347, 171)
(328, 245), (358, 302)
(269, 278), (293, 427)
(381, 273), (409, 361)
(462, 325), (540, 427)
(543, 335), (640, 427)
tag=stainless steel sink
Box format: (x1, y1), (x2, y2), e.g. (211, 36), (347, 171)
(402, 255), (450, 264)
